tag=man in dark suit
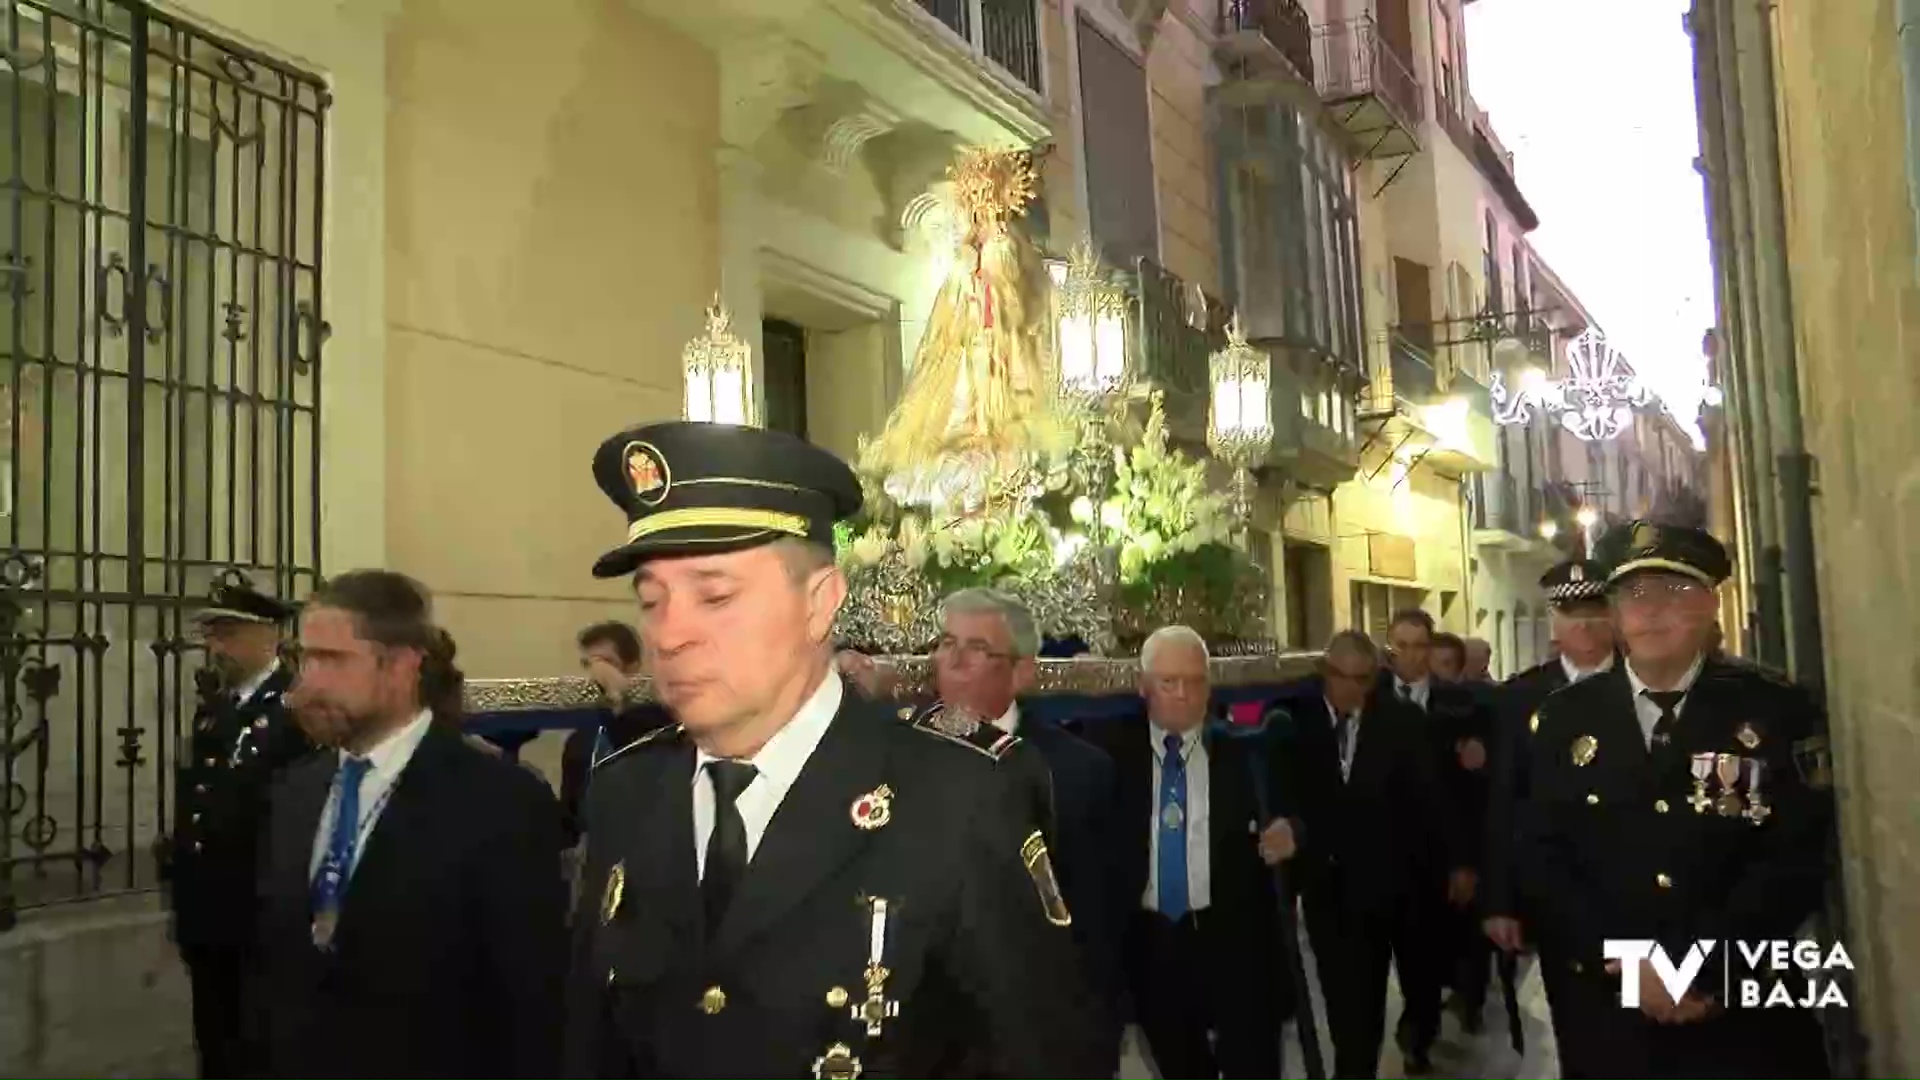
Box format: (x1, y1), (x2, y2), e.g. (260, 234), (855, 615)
(1520, 522), (1833, 1078)
(1481, 557), (1615, 1074)
(1083, 624), (1297, 1079)
(166, 581), (309, 1078)
(925, 586), (1127, 1068)
(1378, 610), (1485, 1069)
(1279, 630), (1456, 1078)
(253, 570), (567, 1078)
(558, 620), (674, 849)
(563, 421), (1104, 1078)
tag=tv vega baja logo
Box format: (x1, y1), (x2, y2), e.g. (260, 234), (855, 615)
(1601, 939), (1853, 1009)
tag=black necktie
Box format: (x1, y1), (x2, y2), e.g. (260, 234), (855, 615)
(702, 760), (758, 935)
(1642, 689), (1686, 747)
(1332, 712), (1352, 779)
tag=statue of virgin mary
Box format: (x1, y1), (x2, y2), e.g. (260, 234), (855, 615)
(860, 146), (1070, 512)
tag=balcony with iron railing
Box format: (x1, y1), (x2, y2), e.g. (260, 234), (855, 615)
(1312, 14), (1423, 159)
(1217, 0), (1315, 88)
(631, 0), (1051, 164)
(913, 0), (1043, 93)
(1356, 333), (1497, 474)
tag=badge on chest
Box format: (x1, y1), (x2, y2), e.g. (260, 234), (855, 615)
(810, 894), (900, 1079)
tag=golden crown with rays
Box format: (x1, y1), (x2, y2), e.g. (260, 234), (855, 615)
(949, 145), (1040, 225)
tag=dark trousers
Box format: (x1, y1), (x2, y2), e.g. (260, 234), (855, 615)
(1305, 889), (1438, 1079)
(1130, 910), (1282, 1080)
(1444, 905), (1492, 1016)
(1554, 967), (1831, 1079)
(183, 945), (249, 1079)
(1392, 888), (1444, 1055)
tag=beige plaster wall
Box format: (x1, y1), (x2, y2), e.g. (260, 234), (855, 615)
(382, 0), (719, 677)
(1768, 0), (1920, 1070)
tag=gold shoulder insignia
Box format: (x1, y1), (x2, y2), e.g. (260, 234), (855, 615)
(911, 706), (1020, 761)
(1020, 830), (1072, 927)
(1529, 710), (1541, 735)
(592, 722), (685, 771)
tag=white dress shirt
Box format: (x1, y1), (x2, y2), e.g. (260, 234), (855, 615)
(1395, 675), (1431, 710)
(693, 671), (844, 879)
(308, 708), (434, 882)
(990, 701), (1019, 735)
(1625, 653), (1706, 748)
(1326, 697), (1361, 782)
(1560, 652), (1616, 685)
(1142, 722), (1211, 913)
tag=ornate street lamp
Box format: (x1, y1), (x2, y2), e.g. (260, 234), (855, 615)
(1207, 313), (1273, 524)
(1048, 239), (1131, 399)
(682, 296), (755, 426)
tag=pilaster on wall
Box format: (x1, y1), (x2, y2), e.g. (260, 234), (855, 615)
(717, 146), (768, 413)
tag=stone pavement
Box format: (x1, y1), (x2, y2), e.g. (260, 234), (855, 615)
(0, 894), (196, 1078)
(0, 890), (1560, 1079)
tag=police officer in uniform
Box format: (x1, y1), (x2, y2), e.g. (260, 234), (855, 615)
(1519, 522), (1833, 1078)
(167, 581), (309, 1077)
(563, 421), (1105, 1078)
(1481, 558), (1614, 1073)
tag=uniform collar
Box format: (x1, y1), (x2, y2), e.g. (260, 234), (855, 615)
(1560, 652), (1616, 684)
(695, 670), (845, 788)
(1625, 653), (1706, 699)
(233, 659), (280, 704)
(991, 701), (1019, 735)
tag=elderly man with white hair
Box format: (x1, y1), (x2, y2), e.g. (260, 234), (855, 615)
(1082, 625), (1299, 1079)
(920, 586), (1131, 1074)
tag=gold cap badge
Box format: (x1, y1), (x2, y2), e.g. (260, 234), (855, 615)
(851, 785), (893, 831)
(1572, 734), (1598, 767)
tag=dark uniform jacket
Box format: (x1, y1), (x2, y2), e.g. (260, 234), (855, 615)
(1519, 657), (1833, 1077)
(564, 692), (1106, 1078)
(1482, 656), (1575, 921)
(167, 665), (309, 952)
(251, 723), (568, 1077)
(559, 702), (677, 848)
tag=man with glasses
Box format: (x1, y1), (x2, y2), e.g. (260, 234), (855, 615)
(1481, 558), (1616, 1075)
(1083, 626), (1298, 1078)
(1280, 630), (1456, 1077)
(921, 587), (1128, 1073)
(1519, 521), (1834, 1078)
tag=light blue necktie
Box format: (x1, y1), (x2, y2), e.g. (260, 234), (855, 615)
(311, 755), (373, 915)
(1157, 733), (1190, 920)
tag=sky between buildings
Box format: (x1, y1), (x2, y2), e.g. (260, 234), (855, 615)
(1463, 0), (1714, 446)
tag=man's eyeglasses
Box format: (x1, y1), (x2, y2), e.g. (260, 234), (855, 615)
(1325, 665), (1374, 685)
(932, 635), (1014, 664)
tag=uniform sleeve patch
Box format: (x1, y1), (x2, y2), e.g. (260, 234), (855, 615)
(1020, 830), (1072, 927)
